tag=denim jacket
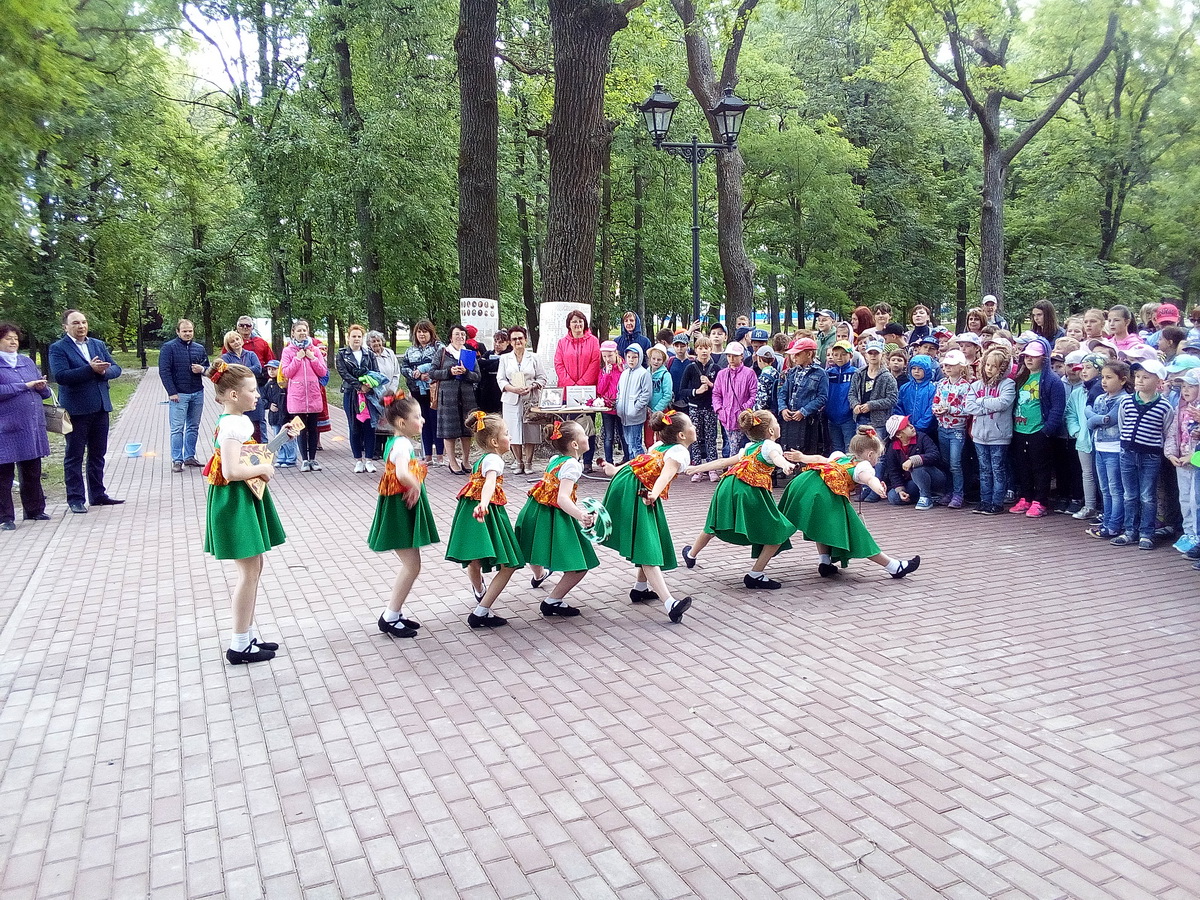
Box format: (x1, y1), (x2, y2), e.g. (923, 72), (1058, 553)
(777, 364), (828, 418)
(1086, 390), (1125, 447)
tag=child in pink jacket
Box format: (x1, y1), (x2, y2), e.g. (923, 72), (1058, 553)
(596, 340), (625, 465)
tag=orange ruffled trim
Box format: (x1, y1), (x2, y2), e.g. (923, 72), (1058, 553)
(528, 459), (578, 507)
(722, 445), (773, 489)
(458, 470), (507, 506)
(630, 447), (672, 500)
(379, 456), (428, 496)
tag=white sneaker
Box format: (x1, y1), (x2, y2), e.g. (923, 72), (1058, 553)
(364, 460), (377, 473)
(300, 460), (311, 472)
(354, 460), (366, 474)
(1072, 506), (1097, 520)
(310, 460), (322, 472)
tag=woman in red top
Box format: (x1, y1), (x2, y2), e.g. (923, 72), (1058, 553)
(553, 309), (601, 468)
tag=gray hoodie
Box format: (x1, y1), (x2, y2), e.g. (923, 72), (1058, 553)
(964, 376), (1016, 445)
(615, 345), (652, 425)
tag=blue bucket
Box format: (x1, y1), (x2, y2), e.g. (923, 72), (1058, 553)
(124, 442), (143, 458)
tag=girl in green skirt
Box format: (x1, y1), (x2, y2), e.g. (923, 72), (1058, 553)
(369, 395), (441, 639)
(205, 362), (295, 665)
(445, 411), (524, 628)
(680, 409), (797, 589)
(597, 410), (696, 623)
(781, 424), (920, 579)
(515, 420), (599, 618)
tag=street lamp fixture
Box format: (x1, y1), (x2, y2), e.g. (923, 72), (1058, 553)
(637, 81), (750, 324)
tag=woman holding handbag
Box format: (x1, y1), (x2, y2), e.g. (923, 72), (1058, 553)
(399, 320), (445, 466)
(0, 323), (52, 529)
(497, 325), (547, 475)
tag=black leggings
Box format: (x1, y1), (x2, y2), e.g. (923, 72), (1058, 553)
(295, 412), (321, 460)
(1012, 430), (1051, 505)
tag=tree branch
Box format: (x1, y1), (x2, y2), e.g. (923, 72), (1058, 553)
(497, 52), (552, 77)
(1002, 11), (1118, 166)
(720, 0), (760, 88)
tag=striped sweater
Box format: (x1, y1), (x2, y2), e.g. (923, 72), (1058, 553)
(1117, 393), (1171, 454)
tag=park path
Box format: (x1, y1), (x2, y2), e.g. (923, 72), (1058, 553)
(1, 368), (1198, 899)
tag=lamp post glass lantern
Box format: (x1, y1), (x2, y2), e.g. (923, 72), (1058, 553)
(637, 81), (749, 324)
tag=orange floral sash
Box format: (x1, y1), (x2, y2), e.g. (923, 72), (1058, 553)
(629, 445), (676, 500)
(379, 438), (428, 496)
(722, 442), (773, 489)
(458, 467), (507, 505)
(528, 457), (578, 507)
(804, 457), (856, 498)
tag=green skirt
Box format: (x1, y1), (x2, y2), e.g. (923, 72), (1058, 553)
(704, 475), (795, 554)
(600, 466), (677, 570)
(778, 469), (880, 567)
(445, 496), (525, 572)
(205, 482), (286, 560)
(367, 486), (440, 552)
(514, 499), (599, 572)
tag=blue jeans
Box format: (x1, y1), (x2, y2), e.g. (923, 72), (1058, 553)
(622, 423), (645, 458)
(267, 421), (297, 465)
(1120, 450), (1162, 541)
(829, 419), (857, 454)
(601, 414), (626, 463)
(1095, 450), (1123, 534)
(975, 443), (1007, 508)
(887, 466), (947, 504)
(938, 428), (967, 496)
(169, 390), (204, 462)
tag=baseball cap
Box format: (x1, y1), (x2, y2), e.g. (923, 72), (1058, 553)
(816, 309), (837, 320)
(864, 339), (885, 353)
(955, 332), (982, 346)
(1166, 355), (1200, 373)
(881, 323), (906, 337)
(942, 349), (968, 367)
(917, 335), (939, 347)
(886, 414), (911, 439)
(1123, 344), (1159, 364)
(1015, 331), (1038, 345)
(755, 345), (775, 360)
(723, 341), (745, 356)
(600, 340), (619, 352)
(1087, 338), (1118, 353)
(671, 332), (690, 345)
(1081, 353), (1107, 370)
(831, 340), (854, 353)
(1065, 349), (1088, 369)
(1178, 370), (1200, 386)
(1131, 359), (1167, 380)
(982, 294), (998, 306)
(750, 328), (770, 341)
(788, 337), (818, 353)
(266, 359), (280, 368)
(1156, 303), (1180, 323)
(933, 327), (953, 339)
(1022, 342), (1046, 357)
(987, 337), (1013, 352)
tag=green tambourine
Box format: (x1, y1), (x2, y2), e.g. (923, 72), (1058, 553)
(579, 496), (612, 544)
(1191, 449), (1200, 468)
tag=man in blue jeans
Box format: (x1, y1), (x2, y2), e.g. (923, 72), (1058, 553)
(158, 319), (210, 473)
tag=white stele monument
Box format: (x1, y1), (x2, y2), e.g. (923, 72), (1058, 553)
(536, 302), (591, 388)
(459, 297), (500, 350)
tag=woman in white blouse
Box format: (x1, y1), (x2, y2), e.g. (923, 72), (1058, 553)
(496, 325), (547, 474)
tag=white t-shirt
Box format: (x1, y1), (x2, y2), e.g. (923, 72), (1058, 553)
(648, 441), (691, 469)
(479, 452), (505, 477)
(217, 414), (254, 445)
(557, 457), (584, 483)
(388, 435), (416, 466)
(352, 349), (363, 364)
(852, 459), (876, 485)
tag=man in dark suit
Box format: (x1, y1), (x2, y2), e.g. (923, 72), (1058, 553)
(48, 309), (124, 513)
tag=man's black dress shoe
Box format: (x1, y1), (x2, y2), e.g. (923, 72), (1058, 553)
(92, 497), (124, 506)
(68, 502), (87, 514)
(24, 513), (51, 521)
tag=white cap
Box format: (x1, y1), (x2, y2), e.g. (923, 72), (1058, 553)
(724, 341), (745, 356)
(941, 349), (969, 367)
(955, 332), (982, 346)
(1131, 359), (1167, 380)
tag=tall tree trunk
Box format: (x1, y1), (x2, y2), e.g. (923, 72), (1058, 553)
(669, 0), (759, 323)
(955, 221), (968, 332)
(456, 0), (500, 300)
(194, 224), (213, 345)
(632, 167), (645, 322)
(979, 99), (1006, 307)
(328, 0), (385, 332)
(767, 270), (779, 334)
(598, 144), (613, 339)
(542, 0), (644, 309)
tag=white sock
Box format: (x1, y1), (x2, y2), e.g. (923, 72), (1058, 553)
(746, 570), (767, 581)
(634, 581), (649, 592)
(382, 608), (401, 623)
(662, 597), (677, 612)
(230, 631), (252, 652)
(548, 599), (568, 607)
(473, 605), (490, 617)
(885, 559), (902, 574)
(819, 553), (832, 565)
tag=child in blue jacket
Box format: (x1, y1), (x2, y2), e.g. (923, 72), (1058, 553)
(895, 354), (938, 438)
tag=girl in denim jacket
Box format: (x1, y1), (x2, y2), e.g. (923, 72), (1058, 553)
(1085, 361), (1131, 538)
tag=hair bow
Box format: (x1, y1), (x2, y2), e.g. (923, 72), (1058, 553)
(861, 426), (876, 436)
(750, 412), (762, 426)
(472, 410), (488, 431)
(661, 409), (676, 426)
(208, 359), (228, 384)
(382, 391), (404, 406)
(550, 420), (564, 440)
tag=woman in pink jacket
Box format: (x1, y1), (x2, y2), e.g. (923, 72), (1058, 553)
(280, 319), (329, 471)
(554, 309), (601, 468)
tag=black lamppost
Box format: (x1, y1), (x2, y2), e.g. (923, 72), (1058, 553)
(134, 282), (146, 369)
(637, 82), (750, 325)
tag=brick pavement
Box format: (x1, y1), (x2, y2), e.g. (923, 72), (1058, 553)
(1, 369), (1198, 899)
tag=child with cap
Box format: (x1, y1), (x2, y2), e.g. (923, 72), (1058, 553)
(681, 336), (721, 480)
(850, 339), (899, 437)
(597, 340), (626, 465)
(955, 333), (983, 376)
(895, 354), (939, 439)
(965, 347), (1016, 514)
(1113, 359), (1172, 548)
(263, 360), (297, 468)
(713, 341), (760, 457)
(1008, 336), (1067, 518)
(882, 414), (947, 509)
(1165, 369), (1200, 556)
(779, 338), (830, 456)
(755, 346), (780, 416)
(932, 349), (973, 508)
(825, 340), (858, 453)
(1050, 347), (1087, 514)
(814, 309), (838, 364)
(667, 332), (693, 410)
